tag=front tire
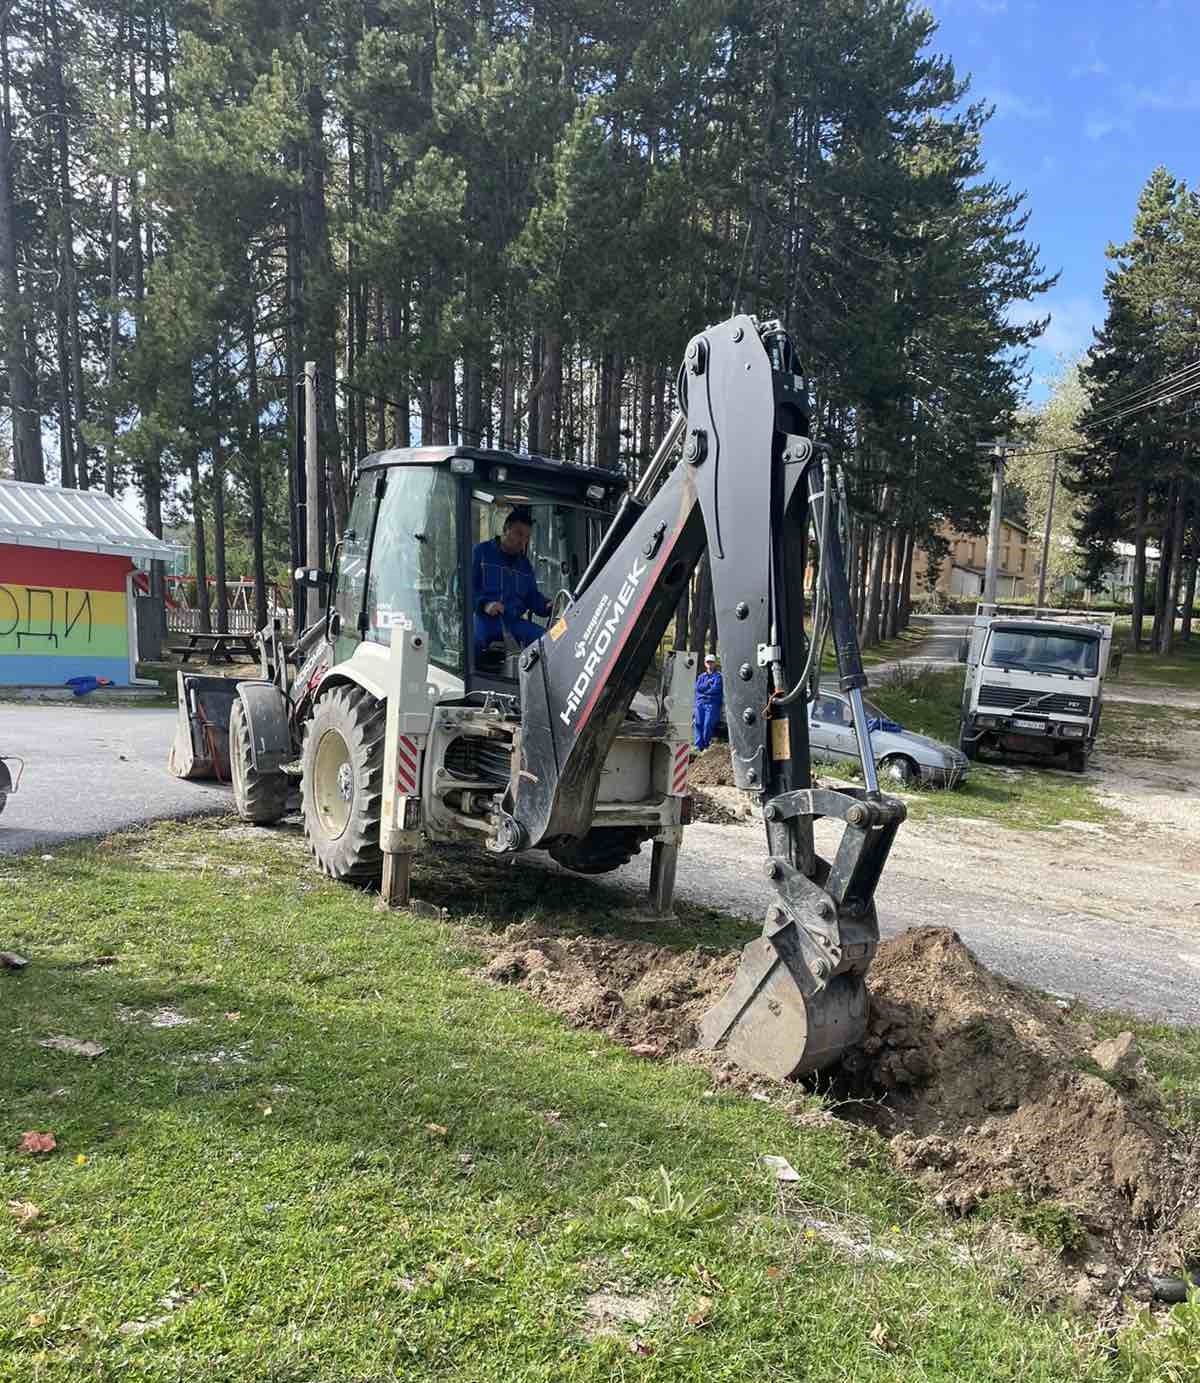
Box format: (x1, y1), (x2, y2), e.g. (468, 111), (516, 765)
(301, 685), (386, 882)
(1067, 746), (1087, 774)
(230, 698), (289, 825)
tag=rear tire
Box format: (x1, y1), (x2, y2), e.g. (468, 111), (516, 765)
(301, 685), (386, 882)
(229, 698), (288, 825)
(548, 827), (650, 875)
(1067, 746), (1087, 774)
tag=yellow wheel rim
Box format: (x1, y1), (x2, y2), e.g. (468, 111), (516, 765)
(313, 727), (353, 839)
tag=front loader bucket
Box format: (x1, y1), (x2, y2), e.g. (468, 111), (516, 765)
(167, 672), (239, 782)
(698, 937), (870, 1081)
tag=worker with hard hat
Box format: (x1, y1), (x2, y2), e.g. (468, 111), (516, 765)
(693, 652), (723, 751)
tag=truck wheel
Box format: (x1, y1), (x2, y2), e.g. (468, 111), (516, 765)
(1067, 746), (1087, 774)
(549, 827), (650, 875)
(230, 698), (289, 825)
(880, 755), (917, 787)
(301, 685), (386, 883)
(959, 733), (978, 761)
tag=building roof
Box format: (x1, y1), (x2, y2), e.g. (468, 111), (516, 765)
(0, 478), (173, 560)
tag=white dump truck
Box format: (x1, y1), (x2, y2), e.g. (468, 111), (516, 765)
(958, 605), (1115, 772)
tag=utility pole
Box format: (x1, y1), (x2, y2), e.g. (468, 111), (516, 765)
(1036, 452), (1059, 610)
(977, 439), (1013, 607)
(305, 360), (320, 577)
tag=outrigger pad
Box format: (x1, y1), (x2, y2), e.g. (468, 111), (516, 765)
(167, 673), (238, 782)
(698, 937), (869, 1080)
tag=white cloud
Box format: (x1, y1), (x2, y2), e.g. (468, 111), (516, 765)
(988, 88), (1052, 121)
(1008, 297), (1101, 359)
(1069, 57), (1109, 78)
(1084, 113), (1132, 140)
(1132, 77), (1200, 110)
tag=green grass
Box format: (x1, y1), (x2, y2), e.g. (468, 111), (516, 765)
(0, 818), (1128, 1381)
(1111, 621), (1200, 691)
(863, 668), (1113, 831)
(1085, 1010), (1200, 1130)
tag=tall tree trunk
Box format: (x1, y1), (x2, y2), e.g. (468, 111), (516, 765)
(1164, 482), (1187, 655)
(499, 342), (516, 450)
(49, 0), (89, 489)
(637, 359), (653, 481)
(1181, 553), (1197, 642)
(0, 18), (43, 482)
(245, 305), (268, 628)
(1130, 475), (1147, 650)
(689, 556), (713, 658)
(539, 331), (562, 456)
(430, 370), (450, 445)
(898, 526), (915, 627)
(189, 449), (212, 634)
(527, 334), (541, 453)
(1152, 487), (1175, 656)
(863, 491), (893, 647)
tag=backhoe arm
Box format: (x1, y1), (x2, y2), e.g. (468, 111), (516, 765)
(495, 315), (905, 1079)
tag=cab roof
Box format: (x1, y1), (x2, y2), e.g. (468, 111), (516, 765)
(990, 619), (1102, 640)
(359, 444), (628, 492)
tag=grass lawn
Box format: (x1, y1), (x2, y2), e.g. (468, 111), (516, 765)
(0, 818), (1151, 1382)
(1111, 621), (1200, 691)
(864, 668), (1114, 830)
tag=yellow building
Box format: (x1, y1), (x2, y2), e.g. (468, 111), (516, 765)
(912, 519), (1031, 600)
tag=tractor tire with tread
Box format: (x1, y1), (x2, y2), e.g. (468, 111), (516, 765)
(1067, 745), (1087, 774)
(229, 697), (289, 825)
(301, 685), (387, 882)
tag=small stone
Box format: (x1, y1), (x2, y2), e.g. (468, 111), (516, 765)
(1070, 1275), (1096, 1312)
(1090, 1031), (1137, 1075)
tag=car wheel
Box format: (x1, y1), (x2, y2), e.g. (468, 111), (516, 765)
(880, 755), (917, 787)
(1067, 746), (1087, 774)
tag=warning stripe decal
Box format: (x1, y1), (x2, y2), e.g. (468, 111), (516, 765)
(396, 734), (420, 795)
(671, 742), (690, 795)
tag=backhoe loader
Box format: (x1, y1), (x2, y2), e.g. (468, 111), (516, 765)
(170, 315), (905, 1081)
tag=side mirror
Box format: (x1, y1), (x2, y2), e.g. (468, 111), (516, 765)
(956, 638), (969, 664)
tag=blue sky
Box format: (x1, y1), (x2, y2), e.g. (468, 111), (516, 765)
(923, 0), (1199, 401)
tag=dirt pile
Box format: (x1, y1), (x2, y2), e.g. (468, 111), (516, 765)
(483, 923), (739, 1055)
(480, 920), (1196, 1281)
(837, 928), (1194, 1275)
(688, 745), (735, 788)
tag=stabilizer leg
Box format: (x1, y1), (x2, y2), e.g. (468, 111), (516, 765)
(648, 838), (679, 917)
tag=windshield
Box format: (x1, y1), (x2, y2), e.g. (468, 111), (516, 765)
(332, 466), (463, 674)
(984, 628), (1099, 676)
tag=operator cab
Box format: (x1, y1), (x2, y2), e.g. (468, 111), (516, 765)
(329, 445), (624, 694)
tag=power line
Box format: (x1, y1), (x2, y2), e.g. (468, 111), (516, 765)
(1081, 356), (1200, 419)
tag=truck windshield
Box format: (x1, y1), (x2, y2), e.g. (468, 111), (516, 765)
(984, 629), (1099, 676)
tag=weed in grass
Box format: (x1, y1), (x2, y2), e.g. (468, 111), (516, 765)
(622, 1166), (725, 1228)
(1117, 1288), (1200, 1381)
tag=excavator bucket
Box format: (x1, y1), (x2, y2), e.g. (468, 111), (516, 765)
(698, 937), (870, 1080)
(167, 672), (239, 782)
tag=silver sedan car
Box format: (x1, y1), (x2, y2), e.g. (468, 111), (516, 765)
(808, 690), (969, 789)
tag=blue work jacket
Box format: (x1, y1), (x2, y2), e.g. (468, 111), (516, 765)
(695, 670), (723, 705)
(472, 538), (551, 619)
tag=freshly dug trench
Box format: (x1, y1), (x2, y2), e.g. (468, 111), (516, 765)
(480, 921), (1196, 1279)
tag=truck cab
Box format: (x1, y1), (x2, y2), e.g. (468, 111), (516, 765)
(959, 605), (1113, 772)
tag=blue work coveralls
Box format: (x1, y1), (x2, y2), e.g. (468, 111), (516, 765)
(693, 669), (723, 750)
(472, 537), (552, 652)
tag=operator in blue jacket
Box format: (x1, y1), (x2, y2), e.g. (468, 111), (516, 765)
(693, 652), (723, 751)
(472, 507), (552, 655)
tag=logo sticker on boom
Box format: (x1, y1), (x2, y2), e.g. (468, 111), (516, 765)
(559, 557), (648, 727)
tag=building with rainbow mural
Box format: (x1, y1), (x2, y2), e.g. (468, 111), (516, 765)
(0, 478), (173, 688)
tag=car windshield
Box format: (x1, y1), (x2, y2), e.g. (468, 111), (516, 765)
(984, 628), (1099, 676)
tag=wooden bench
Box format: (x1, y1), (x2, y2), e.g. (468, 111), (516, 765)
(177, 632), (259, 665)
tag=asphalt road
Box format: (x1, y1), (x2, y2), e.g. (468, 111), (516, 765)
(0, 703), (227, 855)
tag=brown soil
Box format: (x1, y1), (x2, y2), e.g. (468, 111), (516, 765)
(480, 921), (1197, 1283)
(688, 744), (736, 787)
(688, 786), (745, 825)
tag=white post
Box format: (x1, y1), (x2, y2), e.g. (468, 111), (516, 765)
(380, 625), (431, 908)
(305, 361), (320, 572)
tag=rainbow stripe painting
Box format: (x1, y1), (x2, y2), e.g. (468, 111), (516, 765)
(0, 544), (136, 686)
